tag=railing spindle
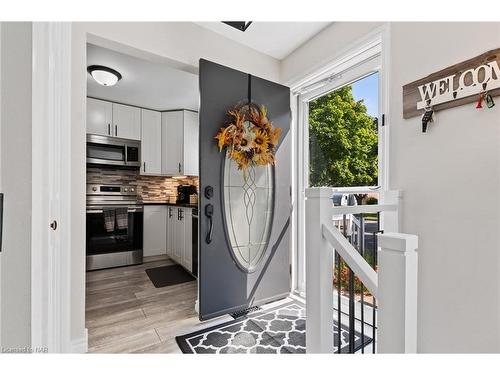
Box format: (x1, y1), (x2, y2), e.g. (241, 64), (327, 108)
(360, 214), (365, 353)
(336, 252), (342, 354)
(372, 212), (380, 353)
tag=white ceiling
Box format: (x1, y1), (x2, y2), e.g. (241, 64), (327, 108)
(195, 22), (331, 59)
(87, 44), (199, 111)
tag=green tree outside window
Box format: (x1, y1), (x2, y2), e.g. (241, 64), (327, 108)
(309, 85), (378, 188)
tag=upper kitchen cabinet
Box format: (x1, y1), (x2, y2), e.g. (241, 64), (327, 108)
(161, 110), (199, 176)
(183, 111), (199, 176)
(86, 98), (141, 141)
(87, 98), (113, 136)
(141, 109), (162, 175)
(112, 103), (141, 140)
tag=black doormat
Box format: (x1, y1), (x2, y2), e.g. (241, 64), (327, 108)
(145, 264), (195, 288)
(176, 301), (372, 354)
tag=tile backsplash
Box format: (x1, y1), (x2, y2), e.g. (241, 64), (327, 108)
(87, 167), (199, 202)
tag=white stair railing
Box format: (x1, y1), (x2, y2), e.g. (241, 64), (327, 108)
(305, 187), (418, 353)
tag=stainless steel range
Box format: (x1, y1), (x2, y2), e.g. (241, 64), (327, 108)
(86, 183), (143, 271)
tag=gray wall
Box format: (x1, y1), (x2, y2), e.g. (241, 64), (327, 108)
(0, 22), (32, 349)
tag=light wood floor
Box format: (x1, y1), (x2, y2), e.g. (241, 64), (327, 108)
(85, 255), (232, 353)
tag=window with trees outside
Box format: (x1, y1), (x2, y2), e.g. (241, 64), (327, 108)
(297, 69), (383, 341)
(309, 72), (381, 325)
(308, 72), (379, 190)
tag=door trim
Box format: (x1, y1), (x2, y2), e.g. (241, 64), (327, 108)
(290, 25), (390, 296)
(31, 22), (73, 353)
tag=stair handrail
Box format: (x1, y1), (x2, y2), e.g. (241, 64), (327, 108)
(321, 224), (378, 299)
(305, 187), (418, 354)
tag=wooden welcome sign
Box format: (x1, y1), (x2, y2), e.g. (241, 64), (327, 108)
(403, 48), (500, 119)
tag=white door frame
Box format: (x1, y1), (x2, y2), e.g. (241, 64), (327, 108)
(289, 25), (390, 296)
(31, 22), (73, 353)
(0, 22), (3, 348)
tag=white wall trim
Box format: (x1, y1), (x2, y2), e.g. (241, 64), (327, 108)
(284, 24), (389, 89)
(70, 328), (88, 353)
(0, 22), (2, 349)
(31, 22), (73, 353)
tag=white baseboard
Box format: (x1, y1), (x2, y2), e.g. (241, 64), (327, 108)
(70, 328), (88, 353)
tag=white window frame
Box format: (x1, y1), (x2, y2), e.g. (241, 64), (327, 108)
(290, 28), (390, 297)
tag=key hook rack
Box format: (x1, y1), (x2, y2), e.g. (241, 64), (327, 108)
(402, 48), (500, 133)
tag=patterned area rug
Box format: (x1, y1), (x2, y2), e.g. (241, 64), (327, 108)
(176, 301), (372, 353)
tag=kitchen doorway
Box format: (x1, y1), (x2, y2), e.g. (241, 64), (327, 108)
(83, 42), (211, 353)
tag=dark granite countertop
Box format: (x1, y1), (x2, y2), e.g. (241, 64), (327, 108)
(141, 201), (198, 208)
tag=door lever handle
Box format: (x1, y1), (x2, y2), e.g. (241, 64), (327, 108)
(205, 204), (214, 244)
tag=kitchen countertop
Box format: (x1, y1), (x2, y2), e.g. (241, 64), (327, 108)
(141, 201), (198, 208)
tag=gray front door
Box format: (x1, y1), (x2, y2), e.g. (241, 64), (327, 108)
(198, 59), (291, 320)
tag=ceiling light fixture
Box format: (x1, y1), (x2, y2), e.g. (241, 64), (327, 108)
(87, 65), (122, 87)
(222, 21), (253, 32)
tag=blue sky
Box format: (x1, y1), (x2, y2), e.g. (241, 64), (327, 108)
(351, 72), (379, 117)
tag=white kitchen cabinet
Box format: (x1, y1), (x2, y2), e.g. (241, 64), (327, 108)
(183, 111), (199, 176)
(161, 111), (184, 175)
(183, 208), (193, 272)
(165, 205), (193, 273)
(87, 98), (141, 141)
(141, 109), (162, 175)
(166, 206), (176, 259)
(113, 103), (141, 140)
(161, 110), (199, 176)
(174, 207), (186, 262)
(87, 98), (112, 136)
(143, 205), (167, 257)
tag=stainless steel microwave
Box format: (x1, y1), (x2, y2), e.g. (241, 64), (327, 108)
(86, 134), (141, 168)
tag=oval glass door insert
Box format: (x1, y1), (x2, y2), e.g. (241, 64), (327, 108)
(223, 151), (274, 272)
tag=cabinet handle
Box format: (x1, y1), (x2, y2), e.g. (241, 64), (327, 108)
(143, 162), (146, 173)
(178, 162), (181, 174)
(108, 124), (111, 135)
(168, 207), (172, 218)
(115, 125), (118, 137)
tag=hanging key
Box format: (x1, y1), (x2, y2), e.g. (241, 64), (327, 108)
(476, 92), (485, 109)
(485, 93), (495, 108)
(421, 108), (434, 133)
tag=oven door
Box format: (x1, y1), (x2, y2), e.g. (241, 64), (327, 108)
(86, 208), (143, 269)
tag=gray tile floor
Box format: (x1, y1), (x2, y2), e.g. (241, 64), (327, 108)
(85, 255), (231, 353)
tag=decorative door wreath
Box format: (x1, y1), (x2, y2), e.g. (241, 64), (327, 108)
(214, 103), (282, 171)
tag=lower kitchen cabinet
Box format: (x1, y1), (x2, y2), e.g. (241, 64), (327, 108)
(183, 209), (193, 272)
(166, 206), (176, 259)
(143, 205), (167, 257)
(173, 208), (185, 262)
(166, 206), (193, 273)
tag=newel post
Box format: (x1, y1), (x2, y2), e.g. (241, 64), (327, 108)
(377, 232), (418, 353)
(305, 187), (334, 353)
